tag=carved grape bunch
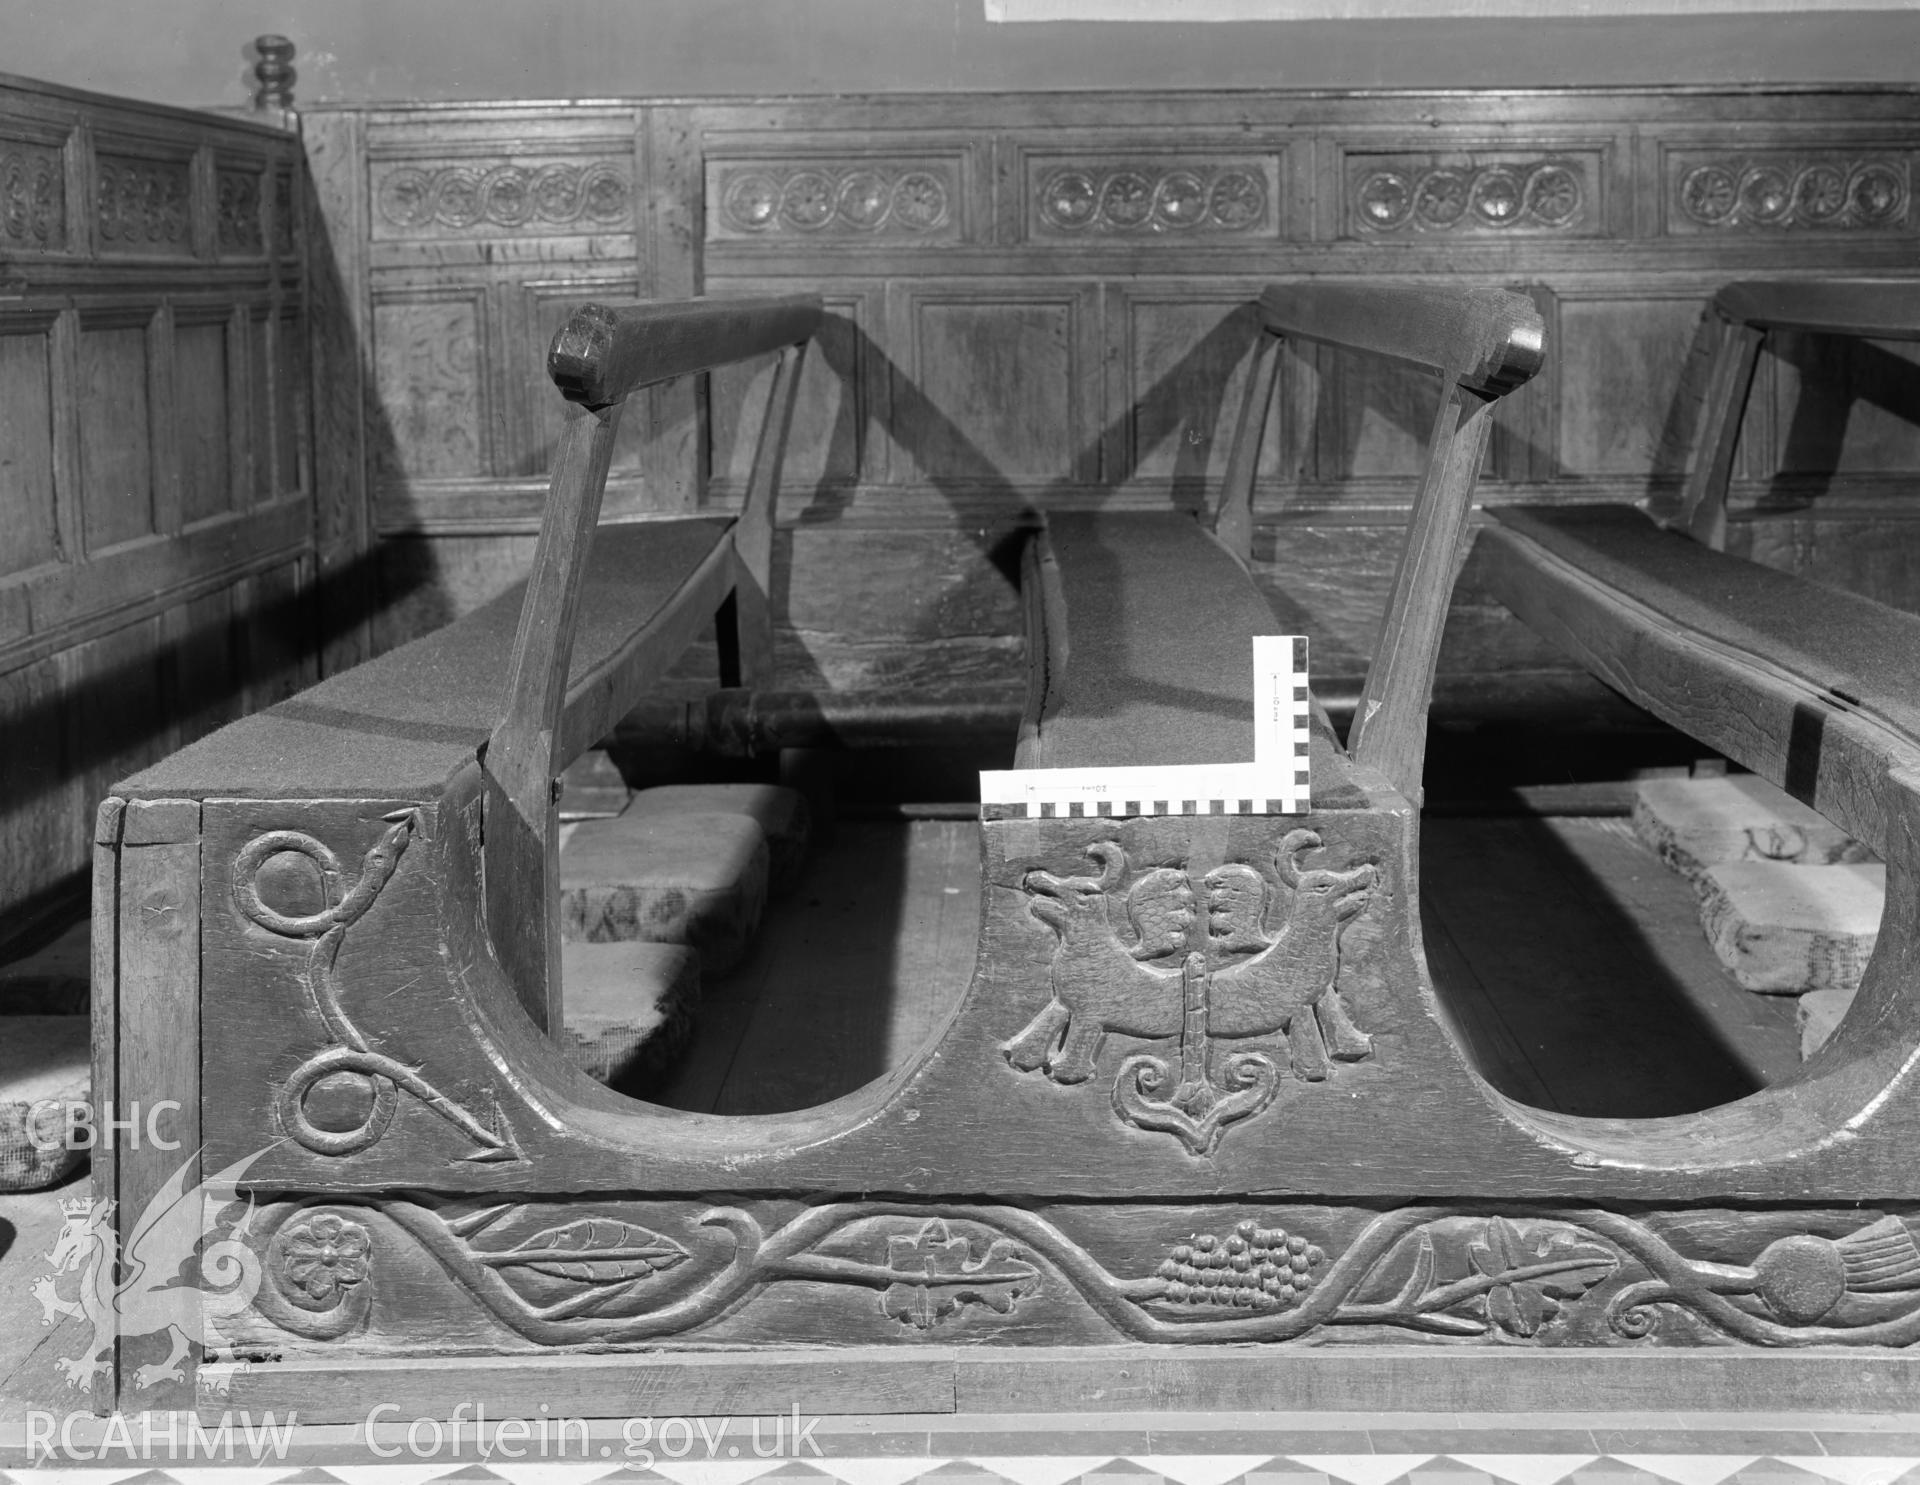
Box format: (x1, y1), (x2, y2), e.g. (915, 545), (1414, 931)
(1158, 1220), (1325, 1312)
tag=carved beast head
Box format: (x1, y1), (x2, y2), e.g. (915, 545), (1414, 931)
(1023, 840), (1126, 932)
(1273, 829), (1377, 922)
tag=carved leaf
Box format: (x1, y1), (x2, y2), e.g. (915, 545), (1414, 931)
(487, 1218), (690, 1285)
(1467, 1218), (1616, 1339)
(877, 1220), (1039, 1330)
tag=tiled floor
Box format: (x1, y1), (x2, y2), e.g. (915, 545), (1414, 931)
(6, 1414), (1920, 1481)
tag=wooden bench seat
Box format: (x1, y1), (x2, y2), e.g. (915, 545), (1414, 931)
(121, 518), (733, 801)
(1021, 509), (1367, 802)
(1482, 502), (1920, 855)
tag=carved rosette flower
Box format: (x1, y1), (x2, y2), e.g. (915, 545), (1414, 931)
(1681, 164), (1740, 225)
(1739, 165), (1793, 225)
(532, 165), (586, 221)
(433, 168), (485, 229)
(1469, 167), (1524, 227)
(836, 170), (891, 229)
(1849, 163), (1905, 224)
(1102, 171), (1154, 229)
(1524, 164), (1582, 227)
(780, 172), (835, 230)
(1155, 171), (1208, 229)
(579, 164), (631, 225)
(1208, 171), (1266, 229)
(723, 172), (782, 231)
(1043, 171), (1099, 229)
(1795, 164), (1848, 224)
(891, 171), (949, 231)
(376, 167), (436, 229)
(279, 1212), (372, 1305)
(481, 166), (533, 228)
(1357, 170), (1413, 230)
(1413, 169), (1468, 228)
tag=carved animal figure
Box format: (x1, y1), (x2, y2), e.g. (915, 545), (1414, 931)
(1205, 829), (1377, 1080)
(1004, 841), (1185, 1084)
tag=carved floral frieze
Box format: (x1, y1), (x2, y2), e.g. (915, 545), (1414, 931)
(216, 168), (264, 254)
(714, 164), (955, 237)
(372, 159), (633, 236)
(96, 155), (190, 251)
(1034, 163), (1270, 236)
(1673, 156), (1909, 231)
(1, 142), (64, 249)
(224, 1196), (1920, 1351)
(1352, 160), (1588, 234)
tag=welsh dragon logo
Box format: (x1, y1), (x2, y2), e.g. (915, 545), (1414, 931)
(32, 1149), (270, 1394)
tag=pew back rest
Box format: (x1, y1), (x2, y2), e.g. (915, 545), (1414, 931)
(1483, 278), (1920, 858)
(1018, 284), (1542, 809)
(1679, 278), (1920, 550)
(1206, 284), (1545, 802)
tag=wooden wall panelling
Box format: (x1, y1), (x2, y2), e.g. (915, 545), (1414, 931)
(885, 279), (1103, 492)
(293, 87), (1920, 783)
(1104, 285), (1285, 503)
(642, 105), (702, 516)
(0, 309), (61, 584)
(303, 108), (374, 674)
(74, 304), (158, 552)
(1549, 284), (1717, 491)
(1004, 132), (1284, 251)
(0, 73), (308, 936)
(1332, 130), (1624, 244)
(705, 283), (880, 503)
(173, 302), (234, 526)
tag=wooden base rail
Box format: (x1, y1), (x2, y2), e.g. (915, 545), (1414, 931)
(86, 279), (1920, 1422)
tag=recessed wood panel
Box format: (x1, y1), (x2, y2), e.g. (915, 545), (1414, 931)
(1023, 153), (1281, 242)
(372, 294), (486, 482)
(902, 294), (1085, 484)
(175, 319), (232, 524)
(94, 152), (191, 256)
(1769, 332), (1920, 477)
(1122, 297), (1275, 487)
(276, 313), (305, 497)
(78, 322), (155, 550)
(1342, 149), (1608, 239)
(1664, 147), (1913, 236)
(369, 154), (635, 241)
(708, 157), (964, 244)
(711, 298), (866, 493)
(0, 325), (58, 576)
(1314, 349), (1442, 482)
(0, 137), (66, 253)
(1555, 297), (1706, 480)
(249, 313), (273, 503)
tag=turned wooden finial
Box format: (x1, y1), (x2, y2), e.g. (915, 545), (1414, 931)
(252, 35), (296, 113)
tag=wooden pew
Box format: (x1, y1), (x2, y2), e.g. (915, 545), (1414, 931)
(87, 279), (1920, 1421)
